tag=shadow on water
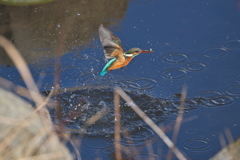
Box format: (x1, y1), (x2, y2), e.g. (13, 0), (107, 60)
(41, 84), (239, 159)
(43, 87), (236, 136)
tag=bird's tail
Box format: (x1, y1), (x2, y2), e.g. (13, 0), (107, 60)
(99, 58), (116, 76)
(100, 70), (107, 76)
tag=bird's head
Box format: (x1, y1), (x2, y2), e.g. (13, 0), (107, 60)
(124, 48), (153, 57)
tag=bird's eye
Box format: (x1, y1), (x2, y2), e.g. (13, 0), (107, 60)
(135, 50), (139, 53)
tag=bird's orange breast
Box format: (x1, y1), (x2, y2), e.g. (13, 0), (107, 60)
(108, 57), (133, 71)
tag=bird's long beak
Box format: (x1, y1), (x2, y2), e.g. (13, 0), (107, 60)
(141, 50), (154, 53)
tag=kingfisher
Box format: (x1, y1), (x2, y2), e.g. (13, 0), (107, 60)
(99, 24), (153, 76)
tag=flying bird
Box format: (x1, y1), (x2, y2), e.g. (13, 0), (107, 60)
(99, 24), (153, 76)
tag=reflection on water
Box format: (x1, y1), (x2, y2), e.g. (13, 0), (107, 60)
(0, 0), (128, 65)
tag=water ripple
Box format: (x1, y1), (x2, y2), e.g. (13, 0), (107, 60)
(78, 74), (158, 91)
(226, 85), (240, 96)
(162, 68), (187, 79)
(222, 40), (240, 50)
(121, 127), (155, 146)
(197, 90), (234, 107)
(197, 90), (223, 98)
(210, 96), (234, 106)
(172, 99), (199, 111)
(82, 136), (113, 149)
(236, 75), (240, 83)
(31, 58), (61, 75)
(120, 77), (157, 90)
(183, 139), (211, 152)
(163, 52), (188, 63)
(126, 153), (159, 160)
(184, 62), (206, 72)
(204, 48), (229, 58)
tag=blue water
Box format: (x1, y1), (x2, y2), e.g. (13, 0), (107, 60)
(1, 0), (240, 159)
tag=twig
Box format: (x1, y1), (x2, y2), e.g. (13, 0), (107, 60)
(115, 87), (187, 160)
(84, 108), (108, 127)
(58, 107), (108, 134)
(34, 87), (54, 112)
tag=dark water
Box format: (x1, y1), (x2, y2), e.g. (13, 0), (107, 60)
(1, 0), (240, 159)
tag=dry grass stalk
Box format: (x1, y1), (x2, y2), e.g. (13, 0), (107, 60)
(172, 85), (187, 144)
(84, 108), (108, 127)
(0, 35), (51, 125)
(15, 151), (69, 160)
(114, 90), (122, 160)
(0, 77), (32, 99)
(0, 88), (72, 160)
(35, 87), (54, 112)
(146, 140), (155, 160)
(0, 77), (56, 108)
(224, 128), (234, 144)
(115, 87), (187, 160)
(122, 129), (140, 159)
(219, 133), (227, 148)
(168, 85), (187, 160)
(60, 133), (82, 160)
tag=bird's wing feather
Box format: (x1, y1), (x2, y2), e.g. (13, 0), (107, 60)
(99, 24), (121, 46)
(101, 39), (124, 59)
(99, 24), (124, 60)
